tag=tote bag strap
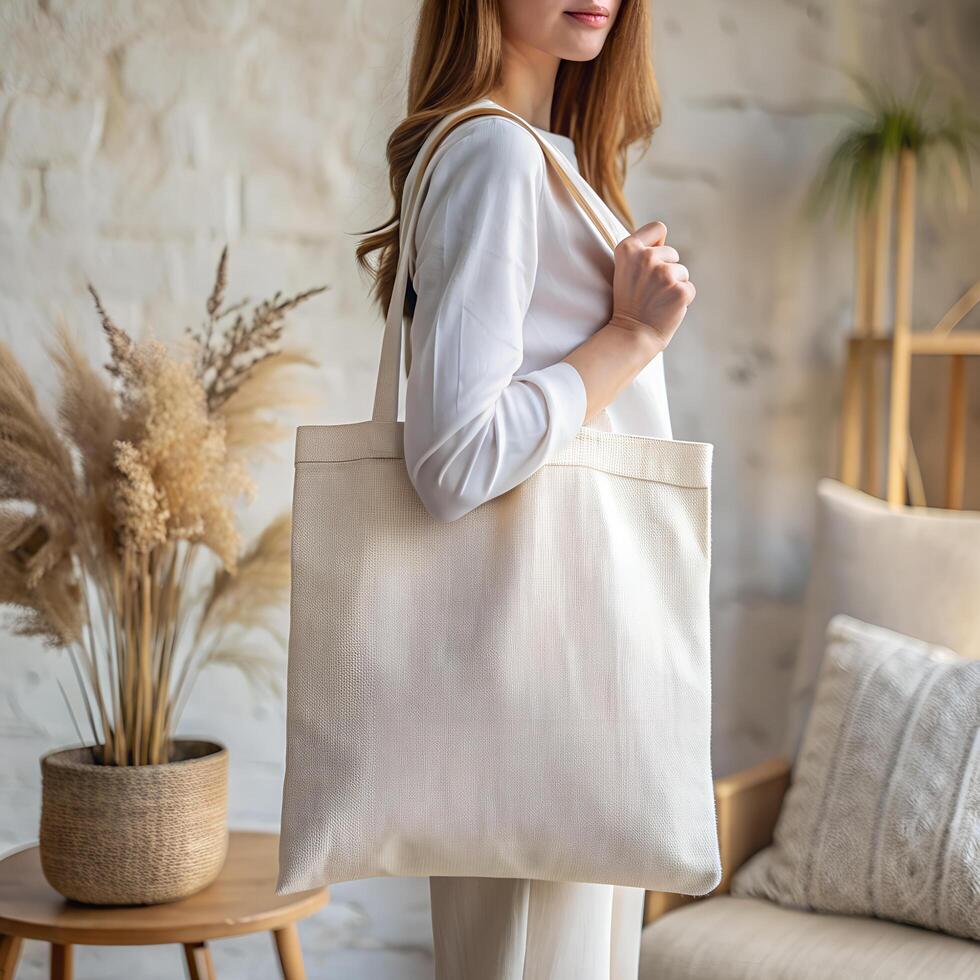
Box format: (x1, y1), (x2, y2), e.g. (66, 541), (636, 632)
(372, 103), (620, 424)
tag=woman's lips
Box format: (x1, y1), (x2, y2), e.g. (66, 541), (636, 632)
(564, 10), (610, 28)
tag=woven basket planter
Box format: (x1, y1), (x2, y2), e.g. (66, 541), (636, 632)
(39, 738), (229, 905)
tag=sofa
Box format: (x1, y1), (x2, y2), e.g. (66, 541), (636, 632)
(638, 480), (980, 980)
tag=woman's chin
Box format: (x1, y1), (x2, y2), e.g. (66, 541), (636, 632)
(553, 39), (608, 62)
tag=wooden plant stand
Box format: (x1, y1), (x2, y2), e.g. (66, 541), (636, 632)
(0, 831), (327, 980)
(839, 149), (979, 507)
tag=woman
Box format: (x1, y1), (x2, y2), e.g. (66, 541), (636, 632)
(356, 1), (694, 977)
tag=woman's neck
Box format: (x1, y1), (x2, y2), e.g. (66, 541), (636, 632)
(489, 37), (560, 130)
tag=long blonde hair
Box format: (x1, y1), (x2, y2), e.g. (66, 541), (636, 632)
(355, 0), (661, 316)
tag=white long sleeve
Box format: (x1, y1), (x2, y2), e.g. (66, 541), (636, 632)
(404, 117), (589, 524)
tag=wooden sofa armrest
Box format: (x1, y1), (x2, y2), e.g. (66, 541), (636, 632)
(644, 756), (791, 925)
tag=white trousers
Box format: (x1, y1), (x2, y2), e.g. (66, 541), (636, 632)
(430, 877), (645, 980)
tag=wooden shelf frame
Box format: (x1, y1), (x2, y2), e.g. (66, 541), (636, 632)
(838, 148), (977, 508)
(840, 334), (975, 508)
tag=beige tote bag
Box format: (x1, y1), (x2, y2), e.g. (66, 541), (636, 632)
(277, 103), (721, 896)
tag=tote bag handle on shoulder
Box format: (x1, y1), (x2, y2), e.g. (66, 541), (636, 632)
(371, 103), (619, 425)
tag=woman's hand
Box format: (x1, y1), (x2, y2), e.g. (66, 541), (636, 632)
(561, 220), (695, 423)
(608, 221), (695, 351)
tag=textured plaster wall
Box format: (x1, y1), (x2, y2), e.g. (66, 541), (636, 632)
(1, 1), (978, 977)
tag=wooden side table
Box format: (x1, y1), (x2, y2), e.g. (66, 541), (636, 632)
(0, 831), (327, 980)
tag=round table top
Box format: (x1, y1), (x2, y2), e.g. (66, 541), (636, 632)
(0, 830), (328, 945)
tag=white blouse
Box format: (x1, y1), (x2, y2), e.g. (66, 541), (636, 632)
(403, 99), (672, 523)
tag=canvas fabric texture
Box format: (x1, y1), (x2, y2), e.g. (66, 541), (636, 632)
(735, 615), (980, 942)
(276, 103), (721, 895)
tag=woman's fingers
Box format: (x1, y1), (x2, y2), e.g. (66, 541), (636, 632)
(649, 245), (680, 264)
(630, 220), (667, 247)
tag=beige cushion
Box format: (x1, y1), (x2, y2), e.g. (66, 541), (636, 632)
(640, 896), (980, 980)
(736, 616), (980, 940)
(785, 479), (980, 753)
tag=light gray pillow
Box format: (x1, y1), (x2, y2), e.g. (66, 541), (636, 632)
(735, 615), (980, 942)
(785, 479), (980, 754)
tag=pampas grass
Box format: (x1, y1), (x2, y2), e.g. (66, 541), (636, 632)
(0, 248), (325, 765)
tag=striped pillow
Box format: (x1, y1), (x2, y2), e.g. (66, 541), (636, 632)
(734, 615), (980, 941)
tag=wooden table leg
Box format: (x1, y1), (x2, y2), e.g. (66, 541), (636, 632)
(183, 941), (216, 980)
(50, 943), (73, 980)
(1, 935), (23, 980)
(272, 924), (307, 980)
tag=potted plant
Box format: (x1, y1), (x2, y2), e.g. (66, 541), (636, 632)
(811, 78), (979, 503)
(0, 249), (324, 905)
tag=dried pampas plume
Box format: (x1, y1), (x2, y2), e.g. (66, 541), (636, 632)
(197, 512), (292, 640)
(190, 247), (328, 412)
(218, 350), (318, 456)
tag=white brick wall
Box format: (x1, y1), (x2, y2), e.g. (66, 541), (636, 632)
(1, 1), (978, 977)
